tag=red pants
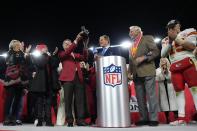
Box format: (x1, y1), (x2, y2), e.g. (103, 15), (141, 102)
(170, 58), (197, 92)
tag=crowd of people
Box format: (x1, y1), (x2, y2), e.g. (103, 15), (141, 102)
(0, 19), (196, 127)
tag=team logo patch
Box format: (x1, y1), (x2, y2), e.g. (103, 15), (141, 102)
(103, 64), (122, 87)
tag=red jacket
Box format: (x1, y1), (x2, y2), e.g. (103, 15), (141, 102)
(58, 43), (88, 83)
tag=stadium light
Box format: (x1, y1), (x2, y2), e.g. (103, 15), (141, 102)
(120, 40), (132, 48)
(154, 37), (161, 43)
(32, 50), (41, 57)
(89, 46), (94, 51)
(0, 53), (8, 58)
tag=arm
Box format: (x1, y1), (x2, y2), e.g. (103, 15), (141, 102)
(58, 43), (77, 59)
(161, 44), (172, 58)
(135, 36), (159, 65)
(175, 35), (196, 50)
(74, 48), (88, 61)
(145, 35), (160, 62)
(58, 31), (83, 59)
(128, 55), (134, 80)
(160, 37), (172, 58)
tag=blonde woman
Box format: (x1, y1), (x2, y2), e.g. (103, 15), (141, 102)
(3, 40), (29, 126)
(156, 58), (178, 123)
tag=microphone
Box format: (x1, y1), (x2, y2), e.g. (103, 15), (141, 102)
(93, 48), (99, 60)
(93, 48), (98, 55)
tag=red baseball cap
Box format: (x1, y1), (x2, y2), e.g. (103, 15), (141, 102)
(36, 43), (47, 51)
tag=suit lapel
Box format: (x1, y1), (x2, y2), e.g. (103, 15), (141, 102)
(104, 47), (110, 56)
(135, 36), (144, 57)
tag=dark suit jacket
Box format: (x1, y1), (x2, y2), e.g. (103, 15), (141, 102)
(58, 43), (88, 83)
(129, 35), (159, 79)
(97, 46), (121, 56)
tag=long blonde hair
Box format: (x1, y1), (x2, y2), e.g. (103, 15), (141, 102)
(159, 58), (171, 69)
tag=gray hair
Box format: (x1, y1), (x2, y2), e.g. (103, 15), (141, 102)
(129, 26), (142, 32)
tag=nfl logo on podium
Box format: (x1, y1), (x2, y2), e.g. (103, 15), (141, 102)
(103, 64), (122, 87)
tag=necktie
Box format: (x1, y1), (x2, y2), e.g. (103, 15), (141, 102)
(101, 48), (106, 56)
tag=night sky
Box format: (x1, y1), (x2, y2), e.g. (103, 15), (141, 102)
(0, 0), (196, 63)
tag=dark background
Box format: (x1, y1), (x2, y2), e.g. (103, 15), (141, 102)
(0, 0), (196, 64)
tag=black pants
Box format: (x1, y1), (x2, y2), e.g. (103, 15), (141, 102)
(33, 92), (52, 123)
(4, 86), (23, 121)
(27, 92), (37, 123)
(63, 74), (87, 123)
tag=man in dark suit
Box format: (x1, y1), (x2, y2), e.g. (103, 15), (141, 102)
(94, 35), (120, 59)
(128, 26), (159, 126)
(58, 33), (88, 127)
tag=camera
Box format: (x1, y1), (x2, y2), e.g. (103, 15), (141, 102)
(80, 26), (89, 40)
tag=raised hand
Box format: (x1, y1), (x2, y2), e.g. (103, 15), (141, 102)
(71, 52), (75, 59)
(74, 32), (83, 44)
(53, 47), (58, 55)
(25, 45), (32, 54)
(128, 72), (133, 80)
(161, 37), (169, 45)
(20, 41), (25, 52)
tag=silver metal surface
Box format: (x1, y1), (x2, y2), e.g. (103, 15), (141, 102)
(96, 56), (131, 127)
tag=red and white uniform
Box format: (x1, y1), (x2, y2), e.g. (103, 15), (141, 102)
(162, 28), (197, 123)
(162, 28), (197, 92)
(170, 28), (197, 63)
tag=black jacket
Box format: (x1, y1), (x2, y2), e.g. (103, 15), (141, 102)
(4, 50), (29, 87)
(29, 53), (60, 93)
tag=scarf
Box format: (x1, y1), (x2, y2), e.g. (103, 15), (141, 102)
(130, 32), (142, 57)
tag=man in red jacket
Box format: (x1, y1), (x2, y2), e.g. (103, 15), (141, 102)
(58, 32), (88, 127)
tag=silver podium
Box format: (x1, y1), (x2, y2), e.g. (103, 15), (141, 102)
(96, 56), (131, 127)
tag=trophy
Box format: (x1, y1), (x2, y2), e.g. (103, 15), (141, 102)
(80, 26), (89, 41)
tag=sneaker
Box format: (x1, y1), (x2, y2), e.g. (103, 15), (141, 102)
(3, 120), (11, 126)
(3, 120), (16, 126)
(16, 120), (22, 125)
(35, 119), (43, 127)
(34, 119), (38, 126)
(170, 120), (186, 126)
(67, 123), (73, 127)
(149, 121), (159, 126)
